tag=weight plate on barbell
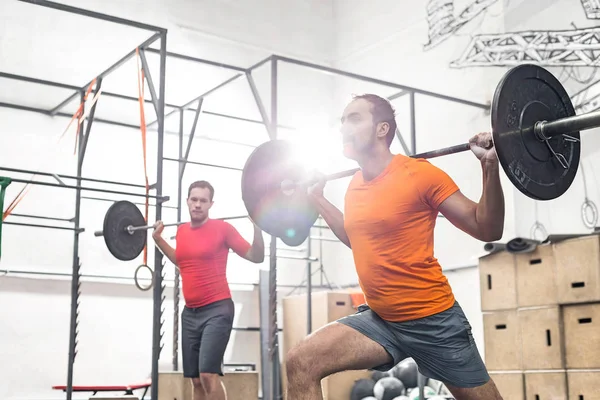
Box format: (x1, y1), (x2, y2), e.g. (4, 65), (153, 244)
(102, 200), (147, 261)
(241, 139), (319, 247)
(491, 63), (580, 201)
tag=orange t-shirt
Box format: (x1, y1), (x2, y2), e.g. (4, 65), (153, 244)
(344, 154), (459, 322)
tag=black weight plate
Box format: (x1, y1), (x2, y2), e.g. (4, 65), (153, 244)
(241, 139), (319, 246)
(491, 64), (580, 201)
(103, 200), (147, 261)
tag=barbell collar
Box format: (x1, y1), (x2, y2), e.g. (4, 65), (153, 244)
(534, 109), (600, 140)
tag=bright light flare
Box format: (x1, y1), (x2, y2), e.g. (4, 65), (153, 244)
(284, 127), (350, 175)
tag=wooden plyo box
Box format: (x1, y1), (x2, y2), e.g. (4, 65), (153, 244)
(483, 310), (522, 370)
(157, 371), (258, 400)
(515, 244), (558, 307)
(524, 372), (567, 400)
(567, 370), (600, 400)
(479, 251), (518, 311)
(518, 306), (565, 370)
(553, 235), (600, 304)
(563, 302), (600, 369)
(488, 372), (524, 400)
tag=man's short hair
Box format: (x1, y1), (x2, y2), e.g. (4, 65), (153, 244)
(353, 93), (397, 147)
(187, 180), (214, 200)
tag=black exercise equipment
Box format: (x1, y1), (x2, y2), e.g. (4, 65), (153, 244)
(505, 237), (542, 254)
(373, 376), (406, 400)
(350, 378), (376, 400)
(393, 358), (419, 389)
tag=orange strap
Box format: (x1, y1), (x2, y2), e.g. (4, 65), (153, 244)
(136, 48), (150, 265)
(3, 80), (100, 220)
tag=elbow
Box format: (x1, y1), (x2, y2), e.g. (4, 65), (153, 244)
(249, 250), (265, 264)
(479, 225), (504, 242)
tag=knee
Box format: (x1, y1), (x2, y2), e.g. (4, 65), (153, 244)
(191, 377), (203, 390)
(285, 345), (322, 382)
(199, 373), (220, 393)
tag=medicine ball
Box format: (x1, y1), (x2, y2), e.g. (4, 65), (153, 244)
(373, 376), (405, 400)
(407, 385), (436, 400)
(393, 358), (419, 388)
(371, 370), (393, 382)
(350, 378), (376, 400)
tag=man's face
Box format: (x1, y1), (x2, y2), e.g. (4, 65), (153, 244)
(340, 99), (377, 161)
(187, 187), (213, 222)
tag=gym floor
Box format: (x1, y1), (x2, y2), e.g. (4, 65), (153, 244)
(1, 1), (599, 400)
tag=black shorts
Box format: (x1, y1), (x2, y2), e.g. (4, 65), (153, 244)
(181, 298), (235, 377)
(337, 301), (490, 388)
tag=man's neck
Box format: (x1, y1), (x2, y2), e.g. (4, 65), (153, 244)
(358, 150), (395, 181)
(190, 218), (209, 228)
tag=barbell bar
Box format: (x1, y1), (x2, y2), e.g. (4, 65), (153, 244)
(280, 109), (590, 193)
(242, 63), (586, 246)
(95, 200), (248, 261)
(94, 217), (247, 237)
(281, 143), (486, 192)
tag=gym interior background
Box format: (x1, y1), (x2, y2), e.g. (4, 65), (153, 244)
(1, 0), (599, 399)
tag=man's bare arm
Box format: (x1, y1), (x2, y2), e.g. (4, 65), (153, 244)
(308, 191), (351, 248)
(152, 221), (177, 265)
(242, 223), (265, 263)
(439, 136), (505, 242)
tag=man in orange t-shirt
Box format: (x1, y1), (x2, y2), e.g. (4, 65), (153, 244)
(285, 94), (505, 400)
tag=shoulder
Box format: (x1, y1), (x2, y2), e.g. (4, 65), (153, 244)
(347, 170), (362, 188)
(211, 219), (236, 233)
(408, 157), (453, 180)
(177, 222), (190, 233)
(175, 222), (190, 241)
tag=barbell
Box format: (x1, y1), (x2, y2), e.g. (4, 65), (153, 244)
(241, 64), (586, 246)
(95, 200), (247, 261)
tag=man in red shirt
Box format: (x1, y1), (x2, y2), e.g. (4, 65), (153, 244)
(152, 180), (265, 400)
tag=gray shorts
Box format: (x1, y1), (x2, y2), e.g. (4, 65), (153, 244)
(337, 301), (489, 388)
(181, 298), (234, 377)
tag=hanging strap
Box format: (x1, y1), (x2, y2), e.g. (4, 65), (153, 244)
(136, 48), (151, 266)
(2, 80), (100, 220)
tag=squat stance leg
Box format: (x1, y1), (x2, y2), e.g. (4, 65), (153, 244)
(285, 322), (393, 400)
(191, 374), (227, 400)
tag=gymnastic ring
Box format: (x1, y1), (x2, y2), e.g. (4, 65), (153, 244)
(581, 199), (598, 229)
(530, 222), (548, 242)
(134, 264), (154, 291)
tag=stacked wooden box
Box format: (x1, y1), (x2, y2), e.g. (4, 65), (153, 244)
(479, 235), (600, 400)
(157, 370), (259, 400)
